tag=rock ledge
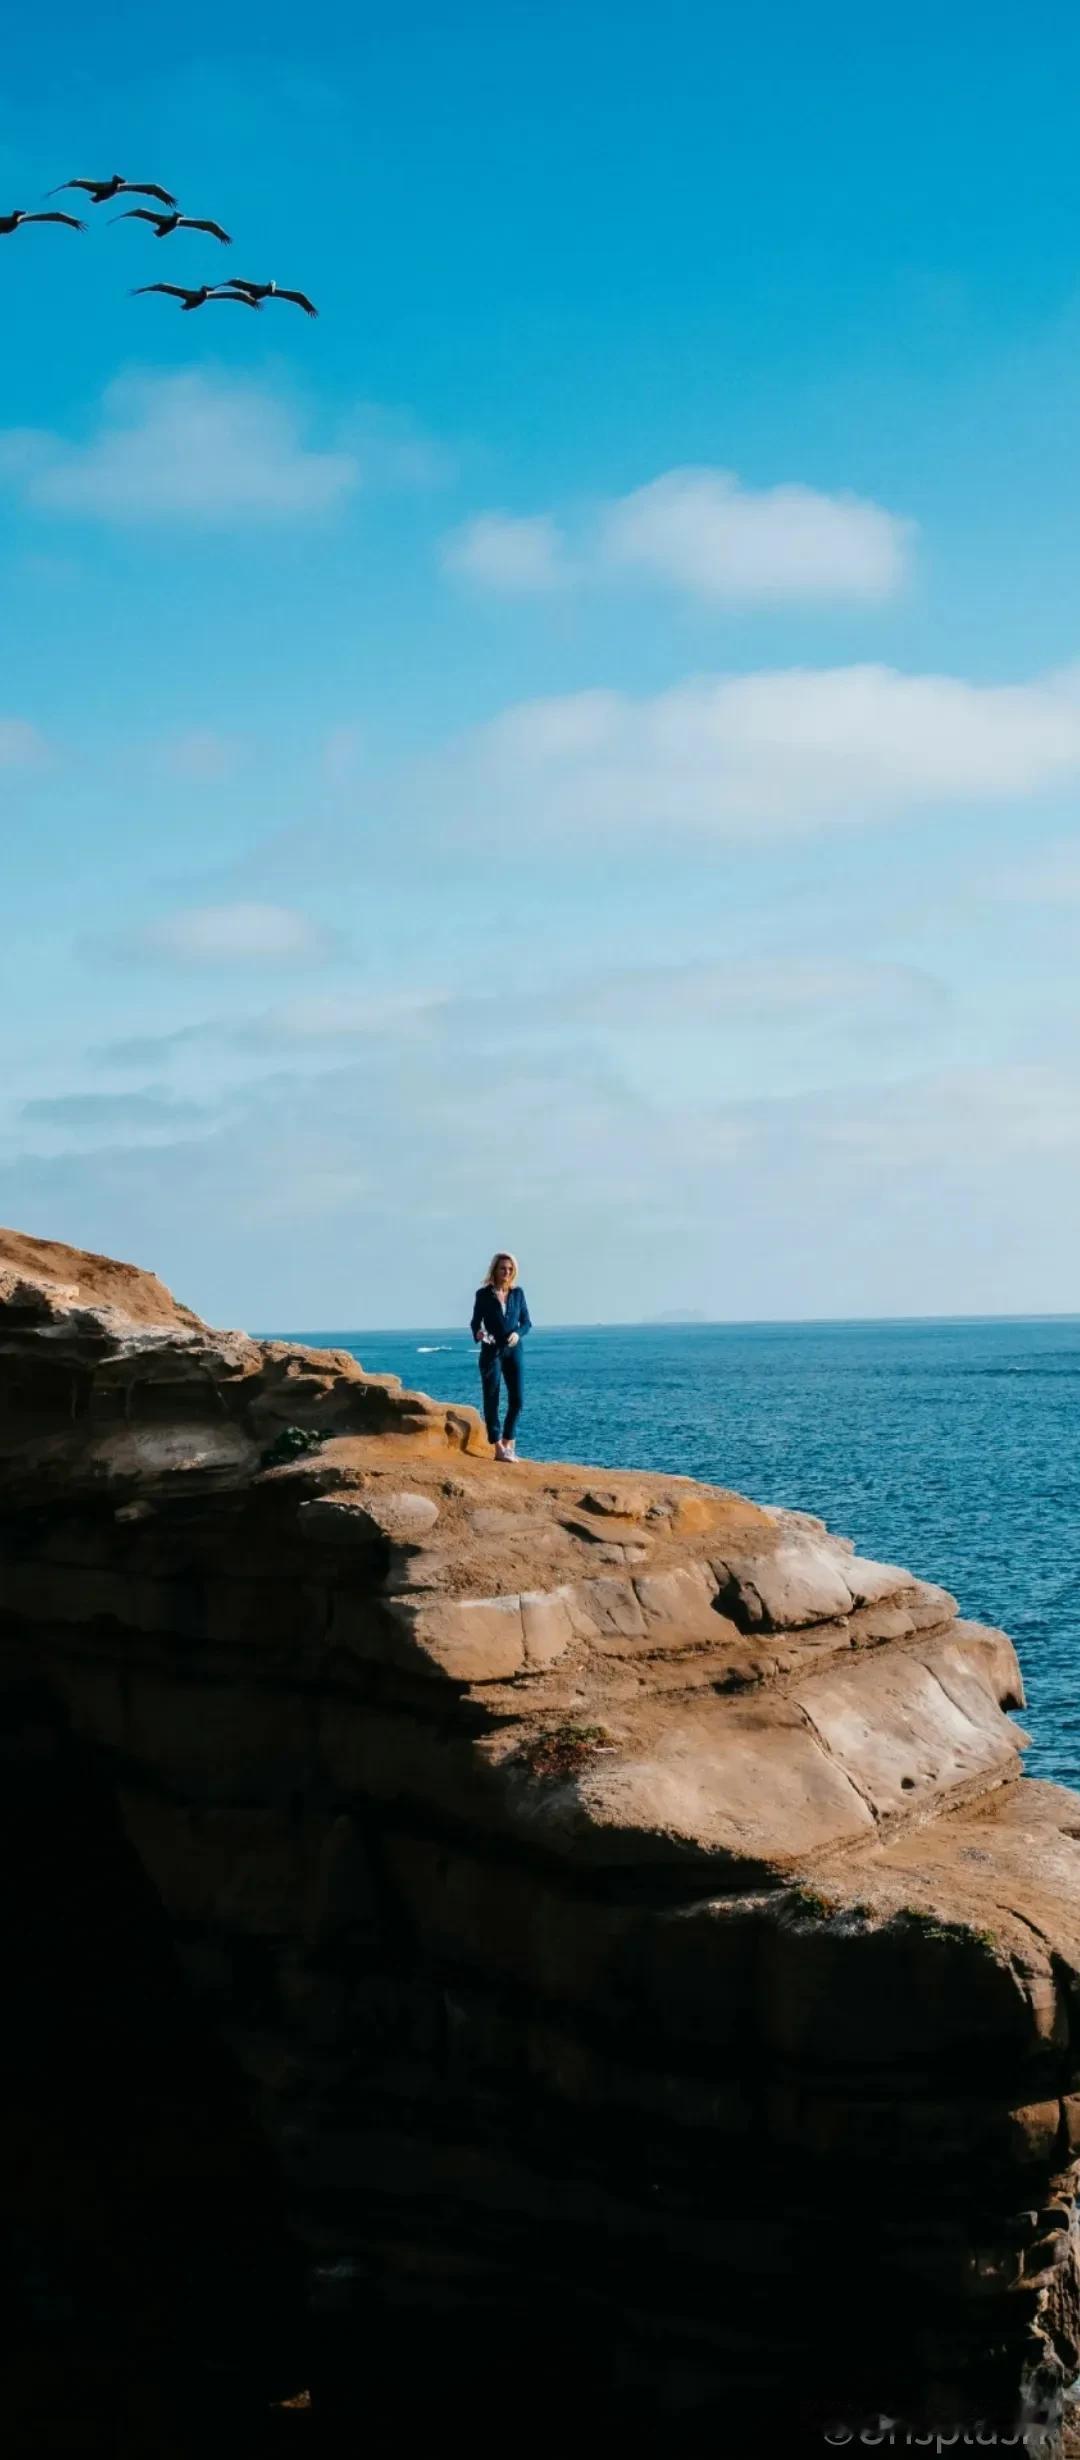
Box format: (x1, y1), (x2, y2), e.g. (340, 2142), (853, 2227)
(2, 1226), (1079, 2449)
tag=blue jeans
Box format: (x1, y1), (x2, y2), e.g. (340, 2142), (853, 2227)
(479, 1344), (523, 1442)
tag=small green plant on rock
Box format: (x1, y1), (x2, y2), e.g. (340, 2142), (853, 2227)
(516, 1722), (613, 1782)
(897, 1907), (1000, 1952)
(784, 1883), (835, 1922)
(259, 1424), (325, 1470)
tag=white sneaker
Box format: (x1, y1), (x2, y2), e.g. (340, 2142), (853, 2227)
(494, 1439), (511, 1461)
(502, 1439), (517, 1461)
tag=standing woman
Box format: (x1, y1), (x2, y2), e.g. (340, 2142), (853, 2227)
(470, 1251), (532, 1461)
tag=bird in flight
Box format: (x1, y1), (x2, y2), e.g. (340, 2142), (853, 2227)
(223, 278), (319, 317)
(0, 208), (85, 235)
(112, 208), (232, 244)
(131, 282), (260, 312)
(49, 174), (178, 207)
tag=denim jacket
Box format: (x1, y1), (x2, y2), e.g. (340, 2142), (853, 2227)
(470, 1284), (532, 1351)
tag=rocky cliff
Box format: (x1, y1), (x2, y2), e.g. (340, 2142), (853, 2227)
(3, 1228), (1080, 2451)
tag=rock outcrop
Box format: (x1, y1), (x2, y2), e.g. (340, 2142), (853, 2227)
(3, 1229), (1080, 2450)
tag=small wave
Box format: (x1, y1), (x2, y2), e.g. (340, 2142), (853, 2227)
(962, 1365), (1080, 1379)
(416, 1344), (453, 1353)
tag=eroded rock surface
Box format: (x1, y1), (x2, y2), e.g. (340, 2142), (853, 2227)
(2, 1226), (1080, 2448)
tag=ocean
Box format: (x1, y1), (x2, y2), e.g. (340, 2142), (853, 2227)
(283, 1316), (1080, 1792)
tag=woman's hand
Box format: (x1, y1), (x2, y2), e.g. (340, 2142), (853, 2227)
(506, 1330), (519, 1347)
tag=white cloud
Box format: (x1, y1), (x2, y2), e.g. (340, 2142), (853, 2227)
(0, 718), (49, 767)
(0, 373), (358, 525)
(443, 465), (910, 603)
(599, 467), (909, 600)
(133, 903), (333, 968)
(817, 1062), (1080, 1168)
(253, 988), (444, 1039)
(320, 724), (366, 788)
(441, 511), (570, 593)
(445, 662), (1080, 840)
(554, 956), (944, 1030)
(162, 730), (243, 783)
(991, 837), (1080, 904)
(343, 401), (454, 489)
(93, 989), (443, 1066)
(12, 1043), (1080, 1326)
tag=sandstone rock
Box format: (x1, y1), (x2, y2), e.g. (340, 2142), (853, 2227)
(580, 1485), (649, 1519)
(469, 1505), (533, 1536)
(520, 1586), (577, 1669)
(296, 1495), (384, 1546)
(298, 1487), (440, 1544)
(0, 1226), (202, 1327)
(385, 1591), (526, 1681)
(633, 1562), (719, 1626)
(2, 1221), (1079, 2446)
(362, 1487), (441, 1536)
(380, 1544), (447, 1594)
(538, 1701), (879, 1868)
(790, 1639), (1024, 1819)
(715, 1534), (859, 1628)
(565, 1574), (646, 1639)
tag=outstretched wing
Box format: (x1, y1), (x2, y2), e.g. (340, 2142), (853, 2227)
(125, 181), (178, 207)
(206, 288), (260, 308)
(221, 276), (261, 294)
(111, 208), (162, 227)
(131, 283), (190, 300)
(28, 211), (86, 230)
(278, 290), (319, 317)
(182, 218), (232, 244)
(47, 179), (99, 199)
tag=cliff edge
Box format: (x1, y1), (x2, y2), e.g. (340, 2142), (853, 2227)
(2, 1227), (1080, 2450)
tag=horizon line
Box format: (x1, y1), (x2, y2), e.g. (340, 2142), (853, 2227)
(262, 1308), (1080, 1338)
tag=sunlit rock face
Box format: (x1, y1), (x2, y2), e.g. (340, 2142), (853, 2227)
(3, 1225), (1080, 2449)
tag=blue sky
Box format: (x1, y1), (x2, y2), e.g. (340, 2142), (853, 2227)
(4, 0), (1080, 1326)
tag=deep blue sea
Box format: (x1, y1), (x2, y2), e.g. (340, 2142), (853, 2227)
(282, 1318), (1080, 1791)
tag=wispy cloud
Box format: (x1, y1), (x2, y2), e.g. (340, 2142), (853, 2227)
(160, 730), (245, 783)
(320, 724), (366, 788)
(16, 1086), (208, 1151)
(256, 987), (443, 1038)
(93, 1023), (221, 1067)
(439, 662), (1080, 840)
(20, 1088), (203, 1126)
(990, 837), (1080, 905)
(543, 956), (947, 1032)
(95, 989), (447, 1068)
(90, 958), (940, 1083)
(817, 1062), (1080, 1168)
(121, 902), (335, 968)
(442, 466), (911, 602)
(0, 718), (51, 768)
(0, 372), (359, 525)
(10, 1045), (1080, 1325)
(342, 400), (455, 489)
(441, 511), (570, 593)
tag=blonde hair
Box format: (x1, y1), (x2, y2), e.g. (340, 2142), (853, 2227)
(484, 1251), (518, 1287)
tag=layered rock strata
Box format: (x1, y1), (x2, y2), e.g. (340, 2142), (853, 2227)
(2, 1228), (1080, 2449)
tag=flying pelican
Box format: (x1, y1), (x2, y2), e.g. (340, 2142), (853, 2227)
(0, 208), (85, 235)
(222, 278), (319, 318)
(49, 174), (178, 207)
(112, 209), (231, 244)
(131, 282), (260, 312)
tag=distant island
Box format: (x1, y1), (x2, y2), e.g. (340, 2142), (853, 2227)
(647, 1308), (710, 1324)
